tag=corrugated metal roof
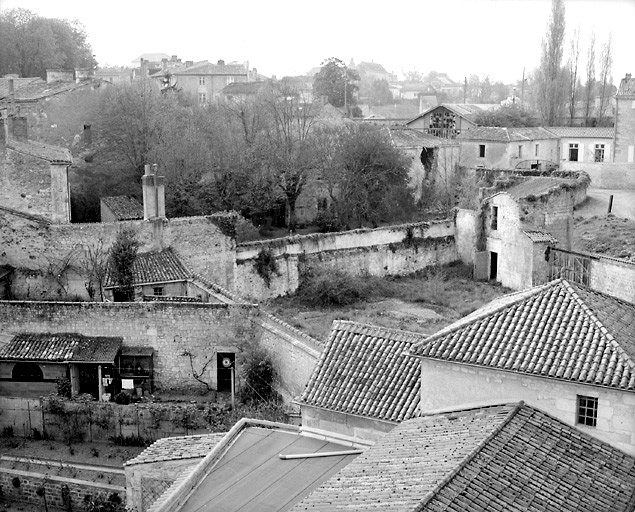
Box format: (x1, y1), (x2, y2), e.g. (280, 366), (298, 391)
(410, 280), (635, 391)
(0, 333), (122, 363)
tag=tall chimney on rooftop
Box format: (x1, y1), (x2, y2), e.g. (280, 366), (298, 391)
(142, 164), (166, 220)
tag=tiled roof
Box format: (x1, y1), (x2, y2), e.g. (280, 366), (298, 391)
(125, 433), (226, 466)
(0, 333), (122, 363)
(388, 127), (458, 148)
(221, 81), (267, 95)
(409, 280), (635, 391)
(357, 62), (389, 74)
(100, 195), (143, 221)
(545, 126), (615, 138)
(105, 248), (190, 288)
(0, 77), (41, 100)
(0, 78), (101, 102)
(172, 60), (247, 76)
(408, 103), (499, 125)
(6, 139), (72, 164)
(617, 74), (635, 96)
(457, 126), (559, 141)
(503, 176), (578, 200)
(523, 230), (559, 243)
(298, 321), (425, 423)
(293, 402), (635, 511)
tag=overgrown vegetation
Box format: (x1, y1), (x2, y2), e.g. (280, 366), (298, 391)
(107, 227), (139, 301)
(254, 249), (278, 287)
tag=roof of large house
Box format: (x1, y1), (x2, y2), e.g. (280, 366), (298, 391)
(357, 61), (390, 74)
(104, 248), (190, 288)
(291, 402), (635, 512)
(100, 195), (143, 221)
(221, 80), (267, 96)
(407, 103), (500, 125)
(388, 127), (459, 148)
(409, 279), (635, 391)
(457, 126), (559, 142)
(153, 419), (362, 512)
(617, 73), (635, 96)
(545, 126), (615, 138)
(298, 321), (424, 423)
(170, 60), (247, 76)
(0, 333), (122, 363)
(6, 138), (72, 165)
(126, 433), (227, 466)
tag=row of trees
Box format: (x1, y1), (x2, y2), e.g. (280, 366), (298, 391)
(534, 0), (613, 126)
(0, 8), (96, 78)
(73, 78), (415, 230)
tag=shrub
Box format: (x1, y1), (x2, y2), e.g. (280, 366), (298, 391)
(254, 249), (278, 287)
(240, 346), (278, 404)
(84, 493), (125, 512)
(109, 434), (151, 447)
(113, 392), (131, 405)
(314, 210), (344, 233)
(296, 269), (372, 307)
(1, 426), (14, 438)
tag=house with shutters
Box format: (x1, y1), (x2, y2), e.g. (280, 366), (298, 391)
(408, 279), (635, 455)
(546, 126), (615, 166)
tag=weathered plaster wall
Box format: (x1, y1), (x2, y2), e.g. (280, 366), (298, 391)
(419, 358), (635, 455)
(455, 209), (478, 265)
(459, 138), (558, 170)
(558, 137), (613, 164)
(614, 97), (635, 164)
(234, 221), (457, 300)
(300, 404), (396, 444)
(0, 150), (52, 218)
(0, 301), (257, 391)
(589, 255), (635, 303)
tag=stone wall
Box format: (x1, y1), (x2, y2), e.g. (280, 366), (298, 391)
(455, 209), (478, 265)
(0, 301), (257, 391)
(614, 96), (635, 164)
(589, 254), (635, 303)
(235, 220), (458, 300)
(0, 150), (52, 218)
(419, 358), (635, 455)
(0, 467), (124, 511)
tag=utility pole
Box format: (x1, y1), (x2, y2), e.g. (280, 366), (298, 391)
(463, 77), (467, 104)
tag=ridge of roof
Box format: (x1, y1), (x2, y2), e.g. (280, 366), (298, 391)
(414, 402), (524, 511)
(563, 280), (635, 371)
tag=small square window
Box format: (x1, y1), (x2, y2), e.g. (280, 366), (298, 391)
(479, 144), (486, 158)
(153, 287), (164, 296)
(577, 395), (598, 427)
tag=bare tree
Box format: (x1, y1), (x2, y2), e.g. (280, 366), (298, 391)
(583, 32), (596, 126)
(536, 0), (566, 125)
(597, 34), (613, 126)
(567, 27), (581, 126)
(81, 240), (109, 301)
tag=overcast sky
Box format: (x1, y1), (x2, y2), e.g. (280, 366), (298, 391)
(2, 0), (633, 84)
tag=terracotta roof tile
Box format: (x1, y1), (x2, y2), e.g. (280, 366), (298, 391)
(457, 126), (559, 142)
(0, 333), (122, 363)
(503, 176), (578, 200)
(545, 126), (615, 138)
(523, 230), (559, 243)
(617, 75), (635, 96)
(292, 402), (635, 512)
(409, 280), (635, 391)
(105, 248), (190, 288)
(125, 433), (226, 466)
(101, 195), (143, 221)
(298, 321), (425, 422)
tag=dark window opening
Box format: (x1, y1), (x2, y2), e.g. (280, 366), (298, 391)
(421, 147), (436, 174)
(153, 287), (164, 296)
(491, 206), (498, 230)
(12, 362), (44, 381)
(535, 143), (540, 157)
(518, 145), (523, 159)
(217, 352), (235, 392)
(568, 143), (579, 162)
(594, 144), (605, 162)
(577, 395), (598, 427)
(489, 251), (498, 280)
(479, 144), (486, 158)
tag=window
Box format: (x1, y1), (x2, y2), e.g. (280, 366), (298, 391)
(594, 144), (605, 162)
(226, 76), (235, 85)
(198, 92), (206, 105)
(577, 395), (598, 427)
(518, 145), (523, 159)
(12, 362), (43, 381)
(568, 143), (579, 162)
(199, 76), (205, 86)
(491, 206), (498, 230)
(479, 144), (486, 158)
(153, 287), (164, 296)
(535, 143), (540, 157)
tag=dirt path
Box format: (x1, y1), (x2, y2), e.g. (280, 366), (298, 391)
(575, 189), (635, 220)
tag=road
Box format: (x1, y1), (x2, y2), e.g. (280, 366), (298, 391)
(575, 188), (635, 220)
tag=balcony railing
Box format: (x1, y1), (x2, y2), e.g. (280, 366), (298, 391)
(423, 127), (460, 139)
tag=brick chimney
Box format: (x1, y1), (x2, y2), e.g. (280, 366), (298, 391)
(142, 164), (166, 220)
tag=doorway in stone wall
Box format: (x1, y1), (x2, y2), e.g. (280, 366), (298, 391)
(216, 353), (235, 392)
(490, 251), (498, 280)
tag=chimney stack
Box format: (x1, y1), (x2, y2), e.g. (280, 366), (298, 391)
(140, 58), (148, 78)
(217, 59), (225, 66)
(142, 164), (166, 220)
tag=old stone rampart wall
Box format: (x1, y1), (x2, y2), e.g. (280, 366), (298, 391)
(234, 220), (458, 299)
